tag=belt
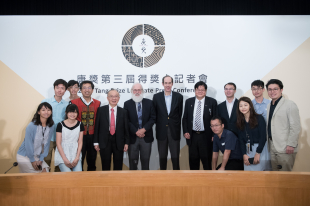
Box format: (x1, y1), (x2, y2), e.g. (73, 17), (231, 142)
(192, 130), (205, 134)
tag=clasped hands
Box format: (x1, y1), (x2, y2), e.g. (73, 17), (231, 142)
(64, 157), (80, 169)
(136, 128), (146, 138)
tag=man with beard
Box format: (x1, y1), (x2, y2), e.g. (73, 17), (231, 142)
(124, 83), (156, 170)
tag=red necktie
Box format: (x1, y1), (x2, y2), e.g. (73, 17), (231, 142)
(110, 108), (115, 135)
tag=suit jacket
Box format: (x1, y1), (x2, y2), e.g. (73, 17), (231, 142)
(266, 97), (301, 153)
(94, 105), (130, 151)
(153, 91), (183, 141)
(217, 99), (239, 135)
(123, 98), (156, 144)
(182, 96), (218, 146)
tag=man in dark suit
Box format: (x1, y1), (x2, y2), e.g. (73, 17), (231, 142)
(153, 75), (183, 170)
(217, 82), (238, 135)
(124, 83), (156, 170)
(94, 89), (129, 170)
(182, 81), (217, 170)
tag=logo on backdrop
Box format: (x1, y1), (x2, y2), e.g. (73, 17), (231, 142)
(121, 24), (165, 68)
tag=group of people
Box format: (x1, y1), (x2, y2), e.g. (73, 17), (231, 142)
(16, 75), (301, 173)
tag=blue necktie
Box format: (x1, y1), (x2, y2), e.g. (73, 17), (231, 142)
(138, 102), (142, 129)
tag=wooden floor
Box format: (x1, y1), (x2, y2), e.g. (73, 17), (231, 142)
(1, 171), (310, 206)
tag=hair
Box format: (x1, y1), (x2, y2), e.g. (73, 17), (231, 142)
(54, 79), (68, 90)
(266, 79), (283, 90)
(65, 104), (79, 120)
(210, 115), (223, 124)
(224, 82), (236, 90)
(236, 97), (259, 130)
(131, 83), (144, 93)
(32, 102), (54, 127)
(107, 89), (120, 97)
(67, 80), (79, 88)
(251, 80), (265, 88)
(162, 75), (174, 84)
(194, 81), (207, 90)
(80, 80), (94, 90)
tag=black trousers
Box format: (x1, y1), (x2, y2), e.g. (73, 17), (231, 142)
(81, 134), (97, 171)
(216, 159), (244, 170)
(157, 127), (180, 170)
(99, 134), (124, 171)
(188, 131), (212, 170)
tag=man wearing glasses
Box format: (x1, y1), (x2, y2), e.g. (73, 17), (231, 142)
(70, 80), (101, 171)
(266, 79), (301, 171)
(182, 81), (217, 170)
(217, 82), (238, 136)
(211, 116), (243, 170)
(251, 80), (270, 121)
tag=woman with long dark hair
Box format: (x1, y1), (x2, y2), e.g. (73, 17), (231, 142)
(17, 102), (55, 173)
(54, 104), (84, 172)
(236, 96), (271, 171)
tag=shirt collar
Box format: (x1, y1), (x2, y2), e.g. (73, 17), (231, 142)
(272, 96), (282, 106)
(253, 98), (269, 105)
(195, 96), (205, 102)
(164, 92), (172, 97)
(81, 96), (93, 105)
(52, 96), (65, 103)
(109, 104), (117, 110)
(226, 98), (235, 105)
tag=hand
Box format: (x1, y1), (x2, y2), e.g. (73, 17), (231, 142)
(218, 167), (225, 171)
(71, 157), (79, 168)
(31, 161), (39, 170)
(64, 159), (73, 168)
(94, 145), (100, 152)
(124, 144), (128, 152)
(136, 129), (146, 138)
(212, 136), (214, 142)
(243, 155), (250, 166)
(42, 168), (47, 173)
(286, 146), (294, 154)
(184, 133), (190, 139)
(253, 153), (260, 165)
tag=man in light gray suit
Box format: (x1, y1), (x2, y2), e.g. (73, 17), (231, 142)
(266, 79), (301, 171)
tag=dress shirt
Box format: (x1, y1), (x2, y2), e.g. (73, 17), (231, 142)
(41, 96), (68, 141)
(192, 97), (205, 131)
(81, 96), (94, 106)
(252, 98), (271, 121)
(268, 96), (282, 139)
(164, 92), (172, 115)
(226, 98), (236, 118)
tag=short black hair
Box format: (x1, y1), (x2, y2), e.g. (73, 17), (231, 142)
(80, 80), (94, 90)
(162, 75), (173, 84)
(194, 81), (207, 90)
(67, 80), (79, 88)
(224, 82), (236, 90)
(210, 115), (223, 124)
(266, 79), (283, 90)
(32, 102), (54, 127)
(65, 104), (79, 120)
(251, 80), (265, 88)
(54, 79), (68, 90)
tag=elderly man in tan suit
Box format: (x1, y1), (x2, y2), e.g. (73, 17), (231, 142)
(266, 79), (301, 171)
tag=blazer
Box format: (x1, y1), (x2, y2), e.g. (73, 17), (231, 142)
(123, 98), (156, 144)
(266, 97), (301, 153)
(153, 91), (183, 141)
(182, 96), (218, 146)
(217, 99), (239, 135)
(94, 105), (130, 151)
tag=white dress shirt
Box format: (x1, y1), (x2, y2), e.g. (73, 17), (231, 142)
(192, 97), (205, 131)
(226, 98), (236, 118)
(81, 96), (94, 106)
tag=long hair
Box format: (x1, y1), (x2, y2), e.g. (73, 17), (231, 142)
(236, 96), (258, 130)
(32, 102), (54, 127)
(65, 104), (79, 120)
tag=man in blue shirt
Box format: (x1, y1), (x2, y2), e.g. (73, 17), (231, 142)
(211, 116), (243, 170)
(251, 80), (271, 121)
(42, 79), (68, 172)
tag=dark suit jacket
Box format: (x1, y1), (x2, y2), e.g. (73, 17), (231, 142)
(123, 98), (156, 144)
(94, 105), (130, 151)
(217, 99), (239, 135)
(153, 91), (183, 141)
(182, 96), (218, 146)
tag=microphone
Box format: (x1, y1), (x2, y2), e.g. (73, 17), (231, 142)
(4, 162), (18, 174)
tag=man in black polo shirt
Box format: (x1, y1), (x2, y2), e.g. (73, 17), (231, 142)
(211, 116), (244, 170)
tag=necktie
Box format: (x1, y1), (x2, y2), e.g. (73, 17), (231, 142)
(138, 102), (142, 129)
(110, 108), (115, 135)
(194, 101), (201, 131)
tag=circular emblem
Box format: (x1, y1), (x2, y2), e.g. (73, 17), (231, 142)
(122, 24), (165, 68)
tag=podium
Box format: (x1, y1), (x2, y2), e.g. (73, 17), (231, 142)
(1, 171), (310, 206)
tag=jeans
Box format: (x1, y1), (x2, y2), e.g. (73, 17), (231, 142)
(58, 160), (82, 172)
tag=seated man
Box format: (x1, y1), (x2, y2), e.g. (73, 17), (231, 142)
(211, 116), (243, 170)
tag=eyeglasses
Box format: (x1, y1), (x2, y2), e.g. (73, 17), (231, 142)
(108, 95), (120, 99)
(267, 88), (280, 92)
(224, 88), (235, 91)
(133, 89), (142, 92)
(195, 89), (206, 92)
(251, 87), (263, 91)
(82, 87), (92, 90)
(210, 124), (221, 128)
